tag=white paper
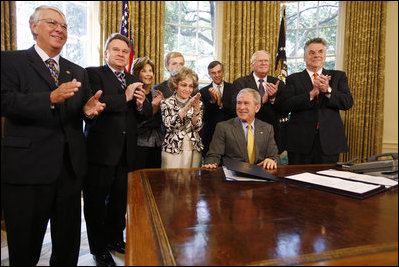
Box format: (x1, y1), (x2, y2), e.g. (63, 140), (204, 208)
(317, 169), (398, 188)
(285, 172), (382, 194)
(223, 166), (267, 182)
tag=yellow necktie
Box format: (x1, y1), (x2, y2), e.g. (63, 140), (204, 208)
(247, 124), (255, 164)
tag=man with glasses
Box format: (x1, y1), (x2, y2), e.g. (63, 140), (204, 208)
(1, 5), (105, 266)
(232, 50), (286, 154)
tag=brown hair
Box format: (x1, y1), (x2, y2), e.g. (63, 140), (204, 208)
(207, 60), (224, 72)
(168, 66), (198, 92)
(133, 56), (155, 78)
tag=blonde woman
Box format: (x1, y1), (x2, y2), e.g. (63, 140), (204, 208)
(160, 67), (204, 168)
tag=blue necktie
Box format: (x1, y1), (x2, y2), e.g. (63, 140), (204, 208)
(46, 59), (59, 86)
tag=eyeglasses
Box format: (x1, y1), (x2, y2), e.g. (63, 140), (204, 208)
(255, 59), (269, 64)
(38, 18), (68, 31)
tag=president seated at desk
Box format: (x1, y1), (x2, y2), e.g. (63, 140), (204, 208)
(203, 88), (279, 170)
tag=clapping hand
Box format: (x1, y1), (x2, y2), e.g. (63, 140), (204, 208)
(84, 90), (106, 117)
(266, 80), (279, 99)
(151, 90), (163, 114)
(314, 74), (331, 93)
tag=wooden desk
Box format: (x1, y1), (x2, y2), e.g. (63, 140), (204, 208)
(126, 165), (398, 266)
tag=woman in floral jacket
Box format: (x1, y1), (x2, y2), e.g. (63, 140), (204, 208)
(160, 66), (204, 168)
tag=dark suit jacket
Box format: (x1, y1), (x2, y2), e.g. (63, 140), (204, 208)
(204, 117), (279, 166)
(232, 72), (286, 153)
(276, 69), (353, 155)
(85, 65), (152, 171)
(199, 81), (236, 155)
(1, 46), (92, 184)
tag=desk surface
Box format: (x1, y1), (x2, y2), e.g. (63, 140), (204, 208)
(126, 165), (398, 266)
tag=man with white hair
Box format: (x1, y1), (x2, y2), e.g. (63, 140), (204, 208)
(1, 5), (105, 265)
(232, 50), (286, 154)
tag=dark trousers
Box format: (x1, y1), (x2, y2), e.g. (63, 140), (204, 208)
(288, 132), (339, 165)
(1, 147), (82, 266)
(83, 159), (127, 255)
(135, 146), (162, 169)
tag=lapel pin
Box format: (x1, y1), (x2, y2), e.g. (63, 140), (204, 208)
(66, 70), (71, 75)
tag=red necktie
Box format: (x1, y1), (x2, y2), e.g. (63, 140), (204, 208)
(313, 73), (319, 101)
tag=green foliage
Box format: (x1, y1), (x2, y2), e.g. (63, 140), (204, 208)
(284, 1), (339, 74)
(164, 1), (215, 81)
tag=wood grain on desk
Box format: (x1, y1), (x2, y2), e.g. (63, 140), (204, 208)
(126, 165), (398, 266)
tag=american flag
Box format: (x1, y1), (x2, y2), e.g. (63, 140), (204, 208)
(120, 1), (135, 74)
(275, 5), (287, 83)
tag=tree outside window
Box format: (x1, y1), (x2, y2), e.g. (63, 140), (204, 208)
(284, 1), (339, 74)
(164, 1), (216, 83)
(16, 1), (88, 68)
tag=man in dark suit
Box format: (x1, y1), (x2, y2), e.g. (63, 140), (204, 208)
(276, 38), (353, 164)
(199, 61), (236, 157)
(232, 50), (286, 154)
(1, 6), (105, 266)
(83, 33), (152, 266)
(203, 88), (279, 170)
(152, 51), (185, 98)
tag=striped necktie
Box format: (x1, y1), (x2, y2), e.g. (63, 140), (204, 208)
(46, 59), (59, 86)
(247, 124), (255, 164)
(115, 71), (126, 89)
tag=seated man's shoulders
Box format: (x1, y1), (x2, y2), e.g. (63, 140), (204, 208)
(256, 119), (274, 129)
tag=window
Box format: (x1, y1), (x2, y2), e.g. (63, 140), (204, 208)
(284, 1), (340, 74)
(16, 1), (99, 68)
(164, 1), (216, 83)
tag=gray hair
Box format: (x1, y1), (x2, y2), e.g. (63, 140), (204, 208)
(236, 88), (261, 105)
(304, 38), (327, 54)
(250, 50), (271, 64)
(29, 5), (66, 40)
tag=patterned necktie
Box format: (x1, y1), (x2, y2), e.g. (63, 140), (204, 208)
(258, 79), (265, 99)
(247, 124), (255, 164)
(46, 59), (59, 86)
(115, 71), (126, 89)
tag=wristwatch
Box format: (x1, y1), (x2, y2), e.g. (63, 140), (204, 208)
(327, 87), (332, 94)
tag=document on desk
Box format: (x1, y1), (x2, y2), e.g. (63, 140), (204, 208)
(316, 169), (398, 188)
(222, 157), (279, 182)
(223, 167), (268, 182)
(283, 172), (386, 199)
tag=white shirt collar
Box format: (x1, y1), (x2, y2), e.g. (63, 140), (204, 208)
(212, 81), (224, 95)
(306, 68), (323, 80)
(253, 73), (267, 83)
(34, 44), (60, 70)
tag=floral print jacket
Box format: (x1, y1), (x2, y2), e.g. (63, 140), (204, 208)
(160, 95), (204, 154)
